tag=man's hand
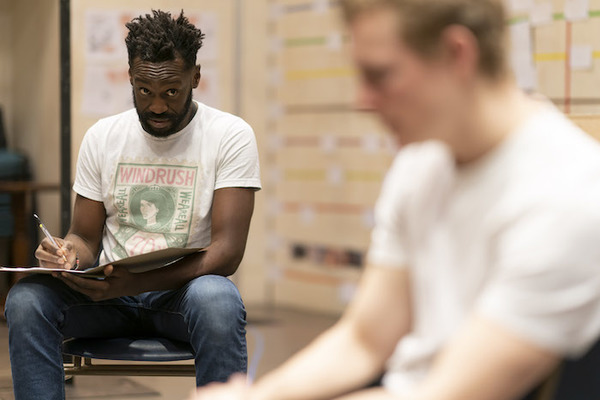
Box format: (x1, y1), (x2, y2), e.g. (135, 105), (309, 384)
(35, 237), (76, 270)
(189, 374), (250, 400)
(55, 265), (140, 301)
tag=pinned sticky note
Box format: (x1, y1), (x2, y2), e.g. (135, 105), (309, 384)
(362, 208), (375, 229)
(530, 2), (553, 27)
(267, 233), (283, 251)
(269, 36), (283, 54)
(268, 134), (283, 151)
(506, 0), (533, 13)
(509, 21), (537, 91)
(267, 264), (284, 282)
(327, 166), (345, 185)
(570, 44), (594, 70)
(299, 205), (316, 225)
(268, 102), (285, 120)
(326, 32), (343, 51)
(269, 4), (284, 20)
(268, 167), (283, 184)
(268, 68), (283, 87)
(361, 134), (380, 153)
(564, 0), (589, 21)
(313, 0), (328, 14)
(320, 135), (338, 153)
(267, 198), (283, 216)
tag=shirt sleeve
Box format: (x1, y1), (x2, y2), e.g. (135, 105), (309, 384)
(367, 141), (455, 268)
(478, 200), (600, 357)
(72, 123), (104, 202)
(215, 119), (261, 190)
(366, 164), (409, 268)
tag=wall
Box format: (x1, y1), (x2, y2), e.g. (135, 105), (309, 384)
(508, 0), (600, 114)
(237, 0), (268, 306)
(262, 1), (392, 314)
(0, 0), (13, 143)
(8, 0), (61, 235)
(6, 0), (600, 315)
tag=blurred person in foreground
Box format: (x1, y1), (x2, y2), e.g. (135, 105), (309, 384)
(191, 0), (600, 399)
(5, 10), (260, 400)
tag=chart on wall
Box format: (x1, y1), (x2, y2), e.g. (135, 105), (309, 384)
(265, 0), (396, 313)
(507, 0), (600, 114)
(79, 8), (221, 117)
(263, 0), (600, 313)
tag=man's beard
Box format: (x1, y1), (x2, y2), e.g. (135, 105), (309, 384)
(134, 89), (194, 138)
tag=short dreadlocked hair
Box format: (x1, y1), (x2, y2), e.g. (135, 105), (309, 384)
(125, 10), (205, 69)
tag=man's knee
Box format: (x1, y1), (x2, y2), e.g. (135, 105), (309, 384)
(5, 275), (63, 327)
(182, 275), (246, 333)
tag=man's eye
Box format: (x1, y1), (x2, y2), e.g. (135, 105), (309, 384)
(363, 69), (389, 87)
(139, 87), (151, 95)
(166, 89), (178, 97)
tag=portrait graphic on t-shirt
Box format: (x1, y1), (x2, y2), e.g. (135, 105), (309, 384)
(111, 163), (198, 258)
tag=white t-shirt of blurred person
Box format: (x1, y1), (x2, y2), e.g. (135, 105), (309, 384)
(367, 105), (600, 395)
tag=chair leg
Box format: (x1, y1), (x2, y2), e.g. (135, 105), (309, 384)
(63, 355), (196, 376)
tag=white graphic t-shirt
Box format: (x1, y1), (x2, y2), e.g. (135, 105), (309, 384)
(73, 101), (261, 265)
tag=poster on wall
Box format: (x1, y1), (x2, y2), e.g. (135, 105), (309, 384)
(81, 8), (220, 117)
(81, 65), (132, 116)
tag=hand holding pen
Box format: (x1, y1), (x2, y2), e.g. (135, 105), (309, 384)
(33, 214), (79, 270)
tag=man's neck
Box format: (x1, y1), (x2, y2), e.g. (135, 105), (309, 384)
(450, 81), (542, 165)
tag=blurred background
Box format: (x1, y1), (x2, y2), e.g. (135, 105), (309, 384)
(1, 0), (600, 396)
(2, 0), (600, 316)
(2, 0), (600, 314)
(0, 0), (397, 316)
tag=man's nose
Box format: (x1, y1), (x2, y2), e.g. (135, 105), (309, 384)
(149, 96), (168, 114)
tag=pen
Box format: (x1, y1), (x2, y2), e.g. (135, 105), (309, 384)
(33, 213), (68, 263)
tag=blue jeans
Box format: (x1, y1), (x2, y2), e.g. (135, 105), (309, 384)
(4, 274), (247, 400)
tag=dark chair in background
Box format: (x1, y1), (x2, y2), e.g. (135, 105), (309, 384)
(523, 338), (600, 400)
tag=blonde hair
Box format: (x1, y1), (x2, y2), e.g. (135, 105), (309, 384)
(341, 0), (508, 79)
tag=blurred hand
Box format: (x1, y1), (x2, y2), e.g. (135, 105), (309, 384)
(189, 374), (250, 400)
(35, 237), (75, 270)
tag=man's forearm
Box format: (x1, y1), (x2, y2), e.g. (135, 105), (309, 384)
(251, 321), (386, 400)
(333, 388), (397, 400)
(131, 241), (242, 293)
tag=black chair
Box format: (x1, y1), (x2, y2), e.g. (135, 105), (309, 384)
(62, 337), (196, 377)
(522, 338), (600, 400)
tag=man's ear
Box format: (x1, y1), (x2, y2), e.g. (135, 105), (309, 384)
(192, 65), (201, 89)
(128, 69), (133, 86)
(439, 25), (479, 81)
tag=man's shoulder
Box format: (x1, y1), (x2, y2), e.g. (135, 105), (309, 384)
(195, 102), (252, 133)
(511, 108), (600, 189)
(87, 108), (139, 136)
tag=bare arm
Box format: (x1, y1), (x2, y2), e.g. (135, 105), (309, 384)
(57, 187), (255, 300)
(408, 315), (559, 400)
(332, 315), (559, 400)
(249, 264), (411, 400)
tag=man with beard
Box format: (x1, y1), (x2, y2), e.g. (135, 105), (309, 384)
(5, 10), (260, 400)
